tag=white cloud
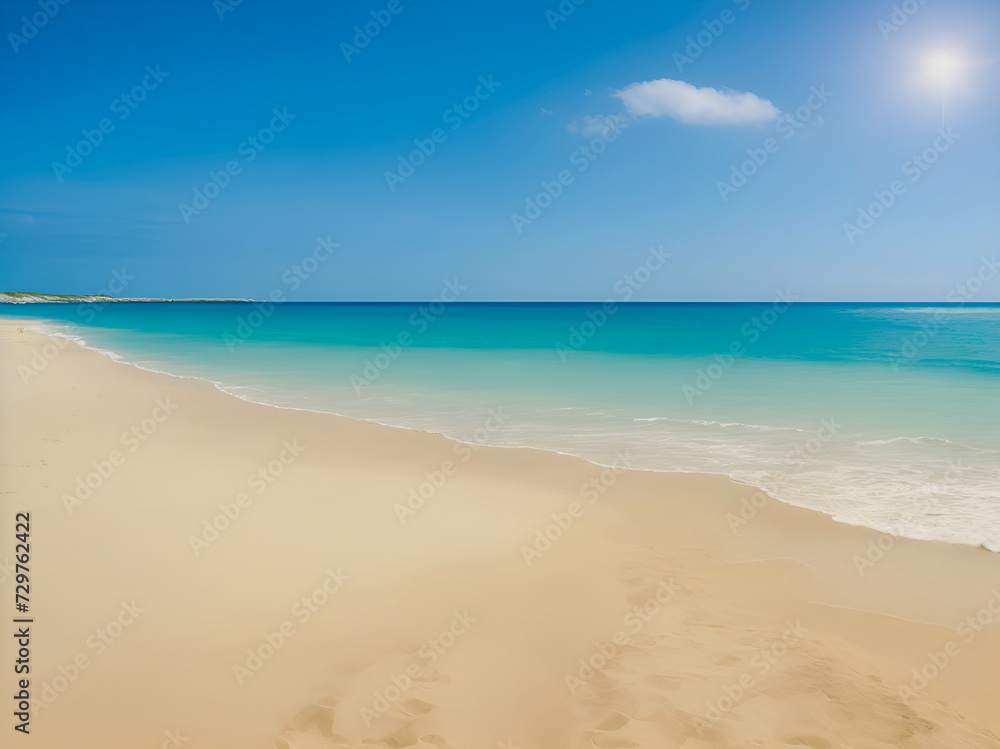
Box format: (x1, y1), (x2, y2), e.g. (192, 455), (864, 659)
(567, 113), (628, 137)
(540, 107), (554, 115)
(612, 78), (780, 126)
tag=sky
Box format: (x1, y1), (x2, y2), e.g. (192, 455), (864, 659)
(1, 0), (998, 301)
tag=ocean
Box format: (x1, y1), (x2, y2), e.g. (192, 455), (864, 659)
(4, 301), (998, 551)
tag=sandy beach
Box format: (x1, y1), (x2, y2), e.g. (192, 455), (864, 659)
(1, 319), (998, 749)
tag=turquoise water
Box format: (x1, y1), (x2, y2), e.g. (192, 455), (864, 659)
(4, 302), (999, 550)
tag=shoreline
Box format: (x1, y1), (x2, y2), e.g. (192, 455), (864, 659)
(10, 315), (998, 555)
(1, 320), (998, 748)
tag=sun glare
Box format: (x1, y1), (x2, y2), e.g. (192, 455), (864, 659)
(925, 51), (962, 84)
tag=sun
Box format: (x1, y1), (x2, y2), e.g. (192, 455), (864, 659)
(925, 51), (962, 84)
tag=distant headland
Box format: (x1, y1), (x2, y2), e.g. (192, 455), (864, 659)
(0, 292), (250, 304)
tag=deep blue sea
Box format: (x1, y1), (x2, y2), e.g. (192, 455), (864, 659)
(4, 302), (998, 550)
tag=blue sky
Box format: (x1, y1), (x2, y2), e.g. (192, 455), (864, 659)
(1, 0), (998, 301)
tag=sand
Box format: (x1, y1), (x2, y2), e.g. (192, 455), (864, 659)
(0, 319), (998, 749)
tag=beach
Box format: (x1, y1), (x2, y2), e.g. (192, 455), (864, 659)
(1, 319), (998, 748)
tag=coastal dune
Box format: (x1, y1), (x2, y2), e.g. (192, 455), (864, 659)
(1, 320), (998, 749)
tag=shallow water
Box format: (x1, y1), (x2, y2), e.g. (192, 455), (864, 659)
(4, 301), (998, 550)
